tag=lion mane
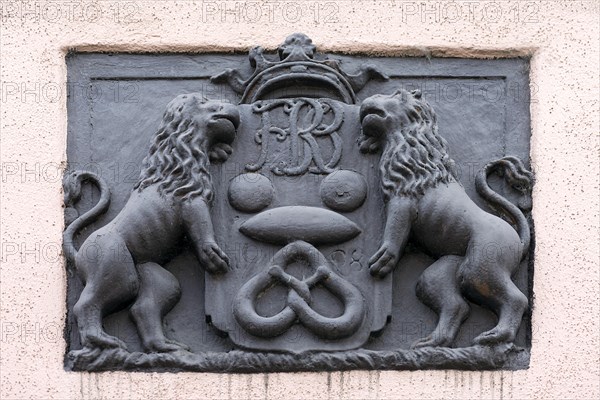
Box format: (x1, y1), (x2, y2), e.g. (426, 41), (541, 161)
(134, 94), (214, 202)
(379, 90), (456, 199)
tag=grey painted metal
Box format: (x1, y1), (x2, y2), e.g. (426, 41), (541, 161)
(63, 34), (533, 372)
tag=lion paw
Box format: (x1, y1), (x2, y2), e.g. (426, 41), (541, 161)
(473, 328), (513, 345)
(199, 242), (230, 274)
(368, 243), (399, 278)
(145, 339), (190, 353)
(165, 338), (190, 351)
(83, 332), (128, 351)
(412, 335), (454, 349)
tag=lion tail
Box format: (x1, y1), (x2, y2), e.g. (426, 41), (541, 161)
(62, 170), (111, 263)
(475, 156), (534, 260)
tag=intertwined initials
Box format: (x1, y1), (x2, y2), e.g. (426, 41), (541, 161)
(246, 98), (344, 176)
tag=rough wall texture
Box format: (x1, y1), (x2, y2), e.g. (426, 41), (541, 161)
(0, 1), (598, 399)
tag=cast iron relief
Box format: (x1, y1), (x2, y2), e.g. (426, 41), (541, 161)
(63, 34), (534, 371)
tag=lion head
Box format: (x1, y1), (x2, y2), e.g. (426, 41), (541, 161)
(359, 88), (456, 199)
(135, 93), (240, 202)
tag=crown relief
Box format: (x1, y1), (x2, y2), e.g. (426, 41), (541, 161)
(211, 33), (388, 104)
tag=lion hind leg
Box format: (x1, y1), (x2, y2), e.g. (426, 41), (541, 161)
(73, 236), (138, 350)
(129, 262), (188, 353)
(458, 243), (528, 346)
(73, 287), (128, 350)
(413, 255), (470, 348)
(471, 281), (528, 345)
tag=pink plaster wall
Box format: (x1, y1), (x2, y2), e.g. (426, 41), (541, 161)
(0, 1), (598, 398)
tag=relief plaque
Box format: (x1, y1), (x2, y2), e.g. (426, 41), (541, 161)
(63, 34), (534, 372)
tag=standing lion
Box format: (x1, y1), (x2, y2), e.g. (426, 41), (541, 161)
(63, 93), (240, 352)
(359, 88), (533, 347)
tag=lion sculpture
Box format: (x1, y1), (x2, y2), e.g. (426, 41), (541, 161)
(63, 93), (240, 352)
(359, 88), (533, 347)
